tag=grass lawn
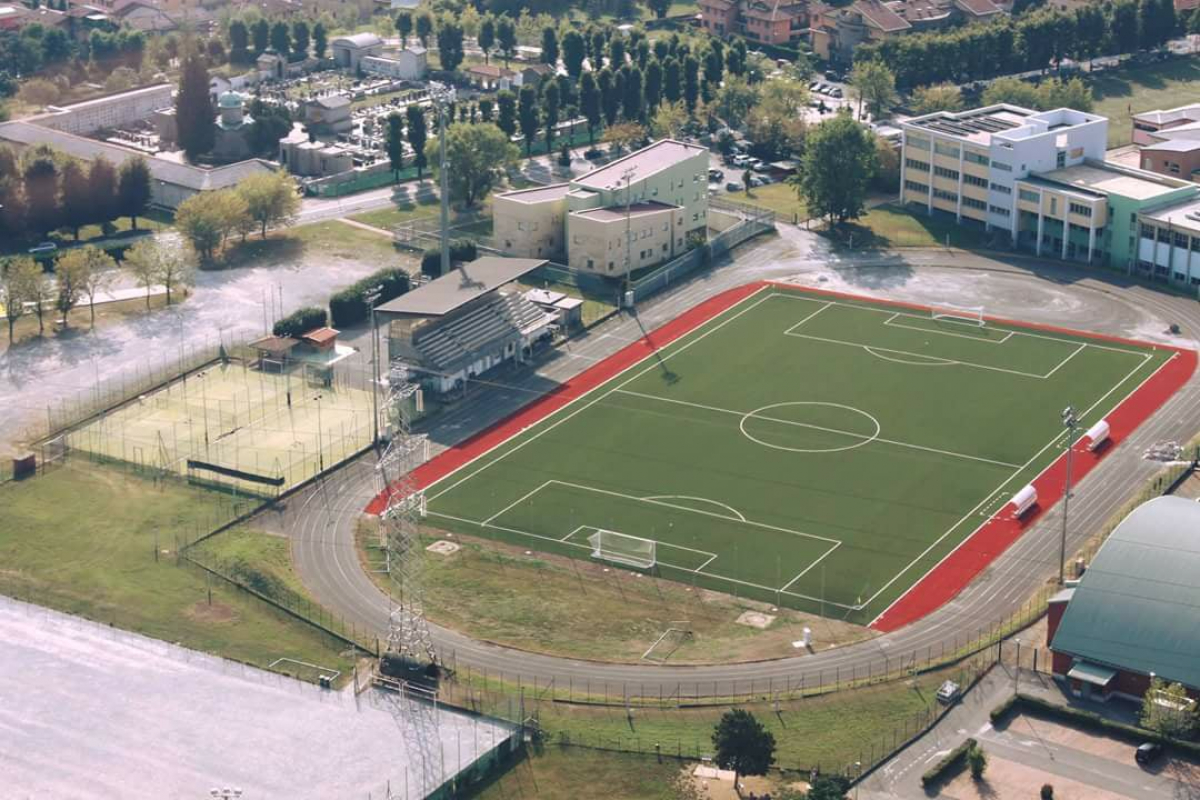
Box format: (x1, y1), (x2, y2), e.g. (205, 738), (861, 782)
(222, 220), (406, 270)
(737, 183), (806, 221)
(351, 193), (444, 230)
(359, 525), (873, 664)
(0, 463), (356, 679)
(821, 205), (991, 250)
(1091, 58), (1200, 148)
(422, 286), (1169, 624)
(474, 749), (684, 800)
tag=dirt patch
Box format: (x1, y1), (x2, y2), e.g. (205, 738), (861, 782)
(939, 754), (1129, 800)
(681, 765), (775, 800)
(736, 610), (776, 629)
(185, 601), (239, 625)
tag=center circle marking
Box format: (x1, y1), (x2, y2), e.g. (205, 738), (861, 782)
(738, 401), (881, 454)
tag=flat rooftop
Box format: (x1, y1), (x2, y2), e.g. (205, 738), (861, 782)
(375, 256), (547, 318)
(1035, 162), (1186, 202)
(0, 595), (515, 799)
(907, 105), (1035, 145)
(1132, 102), (1200, 126)
(574, 139), (707, 191)
(574, 201), (678, 221)
(1145, 196), (1200, 227)
(497, 183), (570, 203)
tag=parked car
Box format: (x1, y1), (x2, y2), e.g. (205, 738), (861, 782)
(732, 154), (752, 167)
(935, 680), (961, 704)
(27, 242), (57, 256)
(708, 168), (725, 182)
(748, 175), (768, 187)
(752, 161), (772, 173)
(1136, 742), (1164, 766)
(831, 87), (844, 98)
(725, 181), (743, 192)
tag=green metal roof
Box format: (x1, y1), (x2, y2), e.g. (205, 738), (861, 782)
(1051, 496), (1200, 689)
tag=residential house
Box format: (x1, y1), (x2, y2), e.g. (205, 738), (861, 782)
(812, 0), (1002, 63)
(698, 0), (810, 47)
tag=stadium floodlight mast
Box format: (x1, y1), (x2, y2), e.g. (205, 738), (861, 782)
(622, 166), (636, 307)
(1059, 405), (1079, 586)
(428, 81), (457, 278)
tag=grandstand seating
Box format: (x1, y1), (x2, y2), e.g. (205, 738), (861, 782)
(414, 291), (552, 374)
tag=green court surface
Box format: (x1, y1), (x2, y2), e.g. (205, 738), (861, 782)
(424, 288), (1171, 624)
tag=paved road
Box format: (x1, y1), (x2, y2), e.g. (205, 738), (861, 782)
(285, 224), (1200, 696)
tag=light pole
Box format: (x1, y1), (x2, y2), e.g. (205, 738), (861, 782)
(1059, 405), (1079, 586)
(428, 82), (457, 277)
(622, 166), (636, 309)
(1014, 637), (1021, 695)
(365, 285), (383, 448)
(854, 760), (862, 799)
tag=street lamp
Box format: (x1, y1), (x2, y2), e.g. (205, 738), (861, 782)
(364, 285), (384, 448)
(1014, 637), (1021, 695)
(854, 760), (862, 799)
(1059, 405), (1079, 586)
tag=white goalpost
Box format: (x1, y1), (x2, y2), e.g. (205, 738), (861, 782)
(930, 303), (985, 327)
(588, 529), (657, 570)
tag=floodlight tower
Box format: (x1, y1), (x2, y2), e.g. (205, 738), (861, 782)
(428, 81), (457, 277)
(376, 364), (436, 667)
(1058, 405), (1079, 586)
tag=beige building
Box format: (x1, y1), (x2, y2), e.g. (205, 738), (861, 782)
(492, 139), (710, 276)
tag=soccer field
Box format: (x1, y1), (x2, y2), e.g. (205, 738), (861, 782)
(422, 286), (1178, 625)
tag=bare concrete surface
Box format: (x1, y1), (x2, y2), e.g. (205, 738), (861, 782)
(0, 595), (513, 800)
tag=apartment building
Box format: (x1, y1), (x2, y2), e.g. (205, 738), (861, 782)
(493, 139), (710, 276)
(1128, 102), (1200, 183)
(698, 0), (810, 47)
(900, 105), (1200, 275)
(812, 0), (1002, 63)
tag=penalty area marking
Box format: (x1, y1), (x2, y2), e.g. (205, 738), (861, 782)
(642, 495), (748, 521)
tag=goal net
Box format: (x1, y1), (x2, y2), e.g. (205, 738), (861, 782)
(588, 529), (657, 569)
(930, 304), (985, 327)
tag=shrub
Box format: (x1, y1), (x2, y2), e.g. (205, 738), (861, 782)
(273, 306), (327, 337)
(328, 267), (409, 328)
(420, 238), (477, 278)
(1041, 784), (1054, 800)
(989, 695), (1018, 725)
(920, 737), (976, 787)
(967, 742), (987, 780)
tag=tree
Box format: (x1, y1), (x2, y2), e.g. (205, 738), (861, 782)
(176, 53), (215, 160)
(60, 160), (91, 241)
(404, 104), (428, 179)
(557, 30), (584, 79)
(53, 245), (100, 326)
(313, 22), (327, 60)
(0, 256), (41, 342)
(982, 76), (1042, 108)
(742, 168), (752, 195)
(270, 20), (290, 58)
(396, 11), (413, 47)
(967, 742), (987, 780)
(174, 190), (247, 262)
(714, 76), (758, 124)
(599, 68), (621, 126)
(622, 65), (644, 122)
(646, 0), (671, 18)
(385, 112), (405, 179)
(643, 57), (663, 114)
(228, 20), (250, 63)
(849, 60), (896, 119)
(252, 18), (269, 55)
(541, 25), (559, 66)
(746, 78), (808, 160)
(602, 121), (645, 154)
(478, 15), (495, 63)
(911, 83), (964, 114)
(806, 777), (851, 800)
(237, 170), (300, 238)
(1142, 677), (1197, 738)
(22, 155), (60, 237)
(542, 80), (560, 151)
(437, 17), (465, 72)
(683, 54), (700, 114)
(496, 89), (518, 139)
(1041, 785), (1055, 800)
(711, 710), (776, 791)
(415, 11), (434, 48)
(518, 85), (541, 156)
(663, 57), (681, 103)
(117, 157), (152, 230)
(609, 37), (626, 69)
(795, 115), (877, 226)
(74, 246), (117, 326)
(124, 236), (196, 306)
(18, 78), (60, 108)
(424, 123), (517, 208)
(496, 16), (517, 65)
(20, 256), (52, 334)
(291, 20), (310, 59)
(580, 72), (602, 143)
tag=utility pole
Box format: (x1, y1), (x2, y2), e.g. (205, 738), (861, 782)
(430, 82), (457, 277)
(1059, 405), (1078, 586)
(622, 166), (635, 309)
(365, 285), (383, 448)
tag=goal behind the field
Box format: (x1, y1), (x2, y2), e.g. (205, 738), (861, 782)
(930, 304), (985, 327)
(588, 529), (657, 569)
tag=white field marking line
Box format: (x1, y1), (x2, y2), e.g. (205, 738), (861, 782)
(884, 313), (1015, 344)
(481, 480), (554, 526)
(866, 348), (1172, 625)
(863, 346), (958, 367)
(787, 331), (1051, 379)
(779, 541), (841, 591)
(1042, 343), (1088, 380)
(642, 495), (748, 521)
(782, 301), (834, 335)
(561, 524), (590, 542)
(549, 478), (842, 546)
(430, 508), (858, 607)
(770, 291), (1152, 358)
(424, 287), (778, 504)
(614, 389), (1021, 469)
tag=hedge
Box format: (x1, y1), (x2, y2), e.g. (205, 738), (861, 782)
(921, 737), (976, 787)
(273, 306), (328, 338)
(421, 239), (478, 278)
(989, 695), (1018, 725)
(329, 267), (410, 328)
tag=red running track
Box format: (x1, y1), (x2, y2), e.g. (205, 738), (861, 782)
(367, 281), (1197, 632)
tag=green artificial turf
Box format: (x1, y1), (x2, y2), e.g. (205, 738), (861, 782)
(425, 288), (1170, 624)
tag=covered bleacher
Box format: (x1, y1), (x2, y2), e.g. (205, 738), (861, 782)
(374, 257), (556, 394)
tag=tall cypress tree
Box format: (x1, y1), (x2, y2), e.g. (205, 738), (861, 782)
(405, 104), (428, 178)
(175, 53), (215, 160)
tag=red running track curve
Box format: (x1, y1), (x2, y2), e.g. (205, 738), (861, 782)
(367, 281), (1197, 633)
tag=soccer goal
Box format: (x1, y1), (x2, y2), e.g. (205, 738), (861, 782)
(930, 304), (985, 327)
(588, 529), (657, 569)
